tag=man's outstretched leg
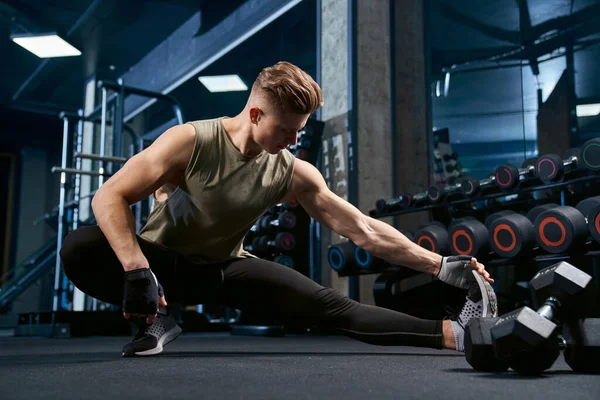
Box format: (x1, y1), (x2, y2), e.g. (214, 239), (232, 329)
(216, 258), (497, 351)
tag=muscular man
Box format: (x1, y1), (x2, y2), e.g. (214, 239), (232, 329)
(60, 61), (496, 357)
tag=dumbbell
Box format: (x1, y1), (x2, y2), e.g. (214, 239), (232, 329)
(533, 197), (600, 254)
(448, 217), (492, 260)
(534, 151), (587, 184)
(375, 192), (428, 213)
(273, 255), (295, 269)
(493, 162), (536, 191)
(561, 318), (600, 374)
(584, 196), (600, 244)
(488, 204), (559, 258)
(328, 241), (357, 273)
(490, 261), (592, 375)
(354, 230), (413, 271)
(257, 211), (297, 232)
(281, 199), (299, 210)
(464, 317), (511, 372)
(254, 233), (296, 253)
(580, 137), (600, 171)
(457, 174), (496, 197)
(426, 182), (463, 203)
(414, 222), (450, 255)
(443, 152), (458, 162)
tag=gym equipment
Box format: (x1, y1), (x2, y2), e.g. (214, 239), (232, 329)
(273, 255), (295, 268)
(533, 197), (600, 254)
(579, 138), (600, 171)
(375, 192), (428, 213)
(578, 197), (600, 243)
(254, 233), (296, 252)
(353, 247), (388, 271)
(464, 317), (510, 372)
(490, 261), (592, 375)
(534, 152), (585, 183)
(488, 204), (558, 258)
(414, 222), (450, 255)
(493, 163), (536, 190)
(281, 199), (299, 210)
(328, 241), (357, 273)
(457, 175), (495, 197)
(561, 318), (600, 374)
(257, 211), (297, 232)
(426, 182), (462, 203)
(447, 218), (490, 259)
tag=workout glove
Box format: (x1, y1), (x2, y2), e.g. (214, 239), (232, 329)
(123, 268), (164, 315)
(436, 255), (473, 289)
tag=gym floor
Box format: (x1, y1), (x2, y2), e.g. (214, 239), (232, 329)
(1, 332), (598, 399)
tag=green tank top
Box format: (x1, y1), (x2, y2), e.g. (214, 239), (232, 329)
(139, 117), (295, 264)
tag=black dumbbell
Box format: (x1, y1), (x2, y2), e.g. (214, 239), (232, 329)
(414, 222), (450, 255)
(426, 182), (462, 203)
(258, 211), (297, 232)
(578, 138), (600, 172)
(447, 217), (492, 260)
(534, 150), (589, 184)
(281, 199), (299, 210)
(488, 204), (559, 258)
(584, 196), (600, 244)
(490, 261), (592, 375)
(457, 174), (497, 197)
(443, 152), (458, 162)
(255, 233), (296, 252)
(273, 255), (295, 269)
(533, 197), (600, 254)
(328, 241), (357, 273)
(375, 191), (429, 213)
(352, 230), (413, 271)
(561, 318), (600, 374)
(493, 162), (536, 191)
(464, 317), (511, 372)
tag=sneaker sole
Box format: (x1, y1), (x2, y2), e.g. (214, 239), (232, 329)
(470, 270), (498, 317)
(122, 325), (183, 357)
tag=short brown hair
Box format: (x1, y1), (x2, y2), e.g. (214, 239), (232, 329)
(252, 61), (323, 115)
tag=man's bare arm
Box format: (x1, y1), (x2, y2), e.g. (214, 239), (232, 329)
(287, 159), (492, 282)
(91, 124), (196, 271)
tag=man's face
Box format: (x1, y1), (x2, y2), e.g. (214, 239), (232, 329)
(253, 108), (309, 154)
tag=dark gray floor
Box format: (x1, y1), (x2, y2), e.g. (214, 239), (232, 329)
(0, 332), (598, 400)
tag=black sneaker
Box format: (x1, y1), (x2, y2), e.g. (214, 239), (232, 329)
(122, 308), (182, 357)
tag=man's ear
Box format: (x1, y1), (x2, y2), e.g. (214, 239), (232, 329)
(249, 107), (262, 124)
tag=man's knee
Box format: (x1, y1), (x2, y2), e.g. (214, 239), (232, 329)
(60, 226), (104, 275)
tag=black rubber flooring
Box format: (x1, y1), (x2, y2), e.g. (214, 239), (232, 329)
(1, 333), (599, 399)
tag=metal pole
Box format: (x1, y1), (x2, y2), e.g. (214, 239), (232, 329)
(73, 110), (84, 231)
(99, 87), (108, 187)
(51, 167), (111, 177)
(74, 153), (127, 163)
(53, 117), (70, 312)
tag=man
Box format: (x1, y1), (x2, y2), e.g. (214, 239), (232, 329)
(60, 61), (496, 357)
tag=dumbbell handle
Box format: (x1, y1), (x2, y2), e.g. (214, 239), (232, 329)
(537, 297), (561, 323)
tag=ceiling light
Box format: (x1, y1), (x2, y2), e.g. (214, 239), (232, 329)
(576, 104), (600, 117)
(11, 33), (81, 58)
(198, 75), (248, 93)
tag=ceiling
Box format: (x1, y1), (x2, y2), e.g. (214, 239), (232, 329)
(0, 0), (599, 158)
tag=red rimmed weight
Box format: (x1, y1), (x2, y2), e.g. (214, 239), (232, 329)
(533, 206), (588, 253)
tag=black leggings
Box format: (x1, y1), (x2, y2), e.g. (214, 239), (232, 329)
(60, 226), (443, 349)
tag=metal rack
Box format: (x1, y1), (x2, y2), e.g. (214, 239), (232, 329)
(47, 79), (185, 314)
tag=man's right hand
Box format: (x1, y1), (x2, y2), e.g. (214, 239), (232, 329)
(122, 267), (168, 324)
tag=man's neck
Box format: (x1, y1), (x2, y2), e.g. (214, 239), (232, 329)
(222, 115), (263, 157)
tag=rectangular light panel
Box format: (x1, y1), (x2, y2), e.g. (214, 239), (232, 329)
(198, 74), (248, 93)
(12, 34), (81, 58)
(576, 104), (600, 117)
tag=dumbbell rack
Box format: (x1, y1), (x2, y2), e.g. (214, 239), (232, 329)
(362, 172), (600, 318)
